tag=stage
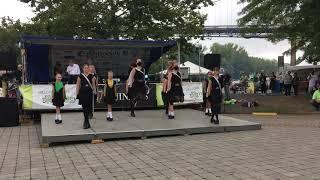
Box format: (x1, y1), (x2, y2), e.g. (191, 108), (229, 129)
(41, 109), (261, 146)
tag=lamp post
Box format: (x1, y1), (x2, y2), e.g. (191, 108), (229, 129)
(196, 45), (202, 82)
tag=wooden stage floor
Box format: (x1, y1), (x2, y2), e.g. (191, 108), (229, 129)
(41, 109), (261, 146)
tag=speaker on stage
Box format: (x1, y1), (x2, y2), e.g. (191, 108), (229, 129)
(0, 97), (19, 127)
(204, 54), (221, 70)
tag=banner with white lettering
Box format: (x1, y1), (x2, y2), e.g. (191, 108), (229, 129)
(180, 82), (203, 104)
(20, 83), (157, 110)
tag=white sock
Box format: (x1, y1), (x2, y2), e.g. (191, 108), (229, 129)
(106, 112), (109, 117)
(55, 114), (58, 120)
(108, 112), (112, 118)
(171, 111), (174, 116)
(58, 114), (62, 120)
(208, 109), (212, 113)
(205, 108), (209, 113)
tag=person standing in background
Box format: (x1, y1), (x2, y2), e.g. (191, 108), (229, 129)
(311, 83), (320, 111)
(292, 72), (299, 96)
(15, 64), (23, 84)
(278, 72), (284, 94)
(259, 71), (267, 94)
(284, 71), (292, 96)
(308, 72), (318, 96)
(224, 72), (231, 100)
(66, 59), (80, 84)
(269, 72), (276, 93)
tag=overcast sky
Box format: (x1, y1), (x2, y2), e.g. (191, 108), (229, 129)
(0, 0), (299, 63)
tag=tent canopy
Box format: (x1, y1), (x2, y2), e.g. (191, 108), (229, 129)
(158, 61), (210, 75)
(20, 35), (176, 83)
(287, 60), (320, 71)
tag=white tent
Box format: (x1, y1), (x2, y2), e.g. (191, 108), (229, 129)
(158, 61), (210, 75)
(297, 60), (320, 66)
(287, 60), (320, 71)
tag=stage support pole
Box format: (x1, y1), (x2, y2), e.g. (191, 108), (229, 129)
(177, 41), (181, 65)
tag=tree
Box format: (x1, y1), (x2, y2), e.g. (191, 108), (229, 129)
(148, 42), (206, 74)
(0, 17), (23, 52)
(20, 0), (214, 40)
(210, 43), (277, 79)
(238, 0), (320, 63)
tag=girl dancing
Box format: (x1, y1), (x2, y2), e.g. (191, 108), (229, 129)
(76, 63), (96, 129)
(206, 67), (223, 124)
(166, 62), (184, 119)
(104, 71), (117, 121)
(127, 59), (148, 117)
(52, 73), (66, 124)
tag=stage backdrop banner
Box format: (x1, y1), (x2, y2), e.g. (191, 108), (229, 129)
(19, 83), (157, 110)
(19, 85), (81, 110)
(155, 82), (203, 107)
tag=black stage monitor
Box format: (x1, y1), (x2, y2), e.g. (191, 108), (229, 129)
(204, 54), (221, 70)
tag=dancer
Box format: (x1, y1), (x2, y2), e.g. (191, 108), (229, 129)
(166, 62), (184, 119)
(162, 61), (174, 115)
(104, 71), (117, 121)
(89, 64), (98, 118)
(126, 61), (137, 99)
(207, 67), (223, 124)
(52, 73), (66, 124)
(203, 72), (213, 116)
(127, 59), (147, 117)
(76, 63), (96, 129)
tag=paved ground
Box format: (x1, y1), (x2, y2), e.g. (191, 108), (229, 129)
(1, 114), (320, 180)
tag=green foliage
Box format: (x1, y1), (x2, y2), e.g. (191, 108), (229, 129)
(210, 43), (277, 79)
(20, 0), (214, 40)
(0, 17), (23, 52)
(148, 41), (205, 74)
(238, 0), (320, 63)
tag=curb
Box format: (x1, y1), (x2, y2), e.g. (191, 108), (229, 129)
(252, 112), (277, 116)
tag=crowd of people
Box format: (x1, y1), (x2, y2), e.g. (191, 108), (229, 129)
(238, 70), (320, 96)
(236, 70), (320, 111)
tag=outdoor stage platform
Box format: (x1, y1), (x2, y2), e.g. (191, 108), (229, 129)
(41, 109), (261, 146)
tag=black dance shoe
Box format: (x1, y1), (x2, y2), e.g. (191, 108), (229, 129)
(83, 119), (91, 129)
(58, 120), (62, 124)
(109, 118), (113, 121)
(131, 112), (136, 117)
(210, 117), (215, 123)
(55, 119), (59, 124)
(214, 119), (220, 124)
(168, 115), (175, 119)
(88, 113), (93, 119)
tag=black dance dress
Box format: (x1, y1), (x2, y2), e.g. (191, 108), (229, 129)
(78, 74), (94, 106)
(168, 72), (184, 104)
(78, 73), (94, 128)
(104, 80), (116, 105)
(209, 76), (222, 114)
(162, 74), (169, 113)
(130, 68), (147, 100)
(52, 82), (65, 107)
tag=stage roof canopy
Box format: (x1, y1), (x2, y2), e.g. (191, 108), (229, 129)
(20, 35), (176, 48)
